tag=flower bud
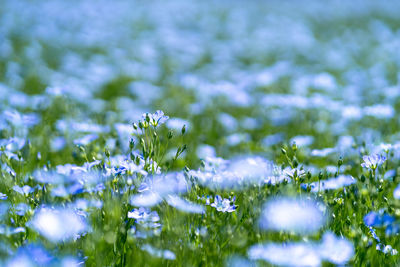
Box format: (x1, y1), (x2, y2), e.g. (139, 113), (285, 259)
(200, 160), (206, 168)
(168, 131), (173, 139)
(104, 148), (110, 158)
(293, 158), (299, 168)
(138, 121), (144, 129)
(338, 157), (343, 166)
(129, 138), (135, 150)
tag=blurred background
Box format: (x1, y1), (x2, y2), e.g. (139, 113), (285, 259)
(1, 0), (400, 167)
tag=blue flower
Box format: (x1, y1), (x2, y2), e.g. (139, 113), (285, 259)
(128, 207), (161, 230)
(0, 193), (7, 200)
(151, 110), (169, 125)
(210, 195), (236, 213)
(259, 197), (326, 234)
(361, 154), (386, 170)
(6, 244), (53, 266)
(364, 211), (394, 227)
(73, 134), (98, 146)
(393, 184), (400, 199)
(30, 207), (88, 243)
(14, 203), (30, 216)
(142, 110), (169, 127)
(13, 185), (34, 195)
(302, 175), (355, 192)
(141, 244), (176, 260)
(377, 244), (398, 255)
(166, 195), (205, 214)
(283, 167), (306, 180)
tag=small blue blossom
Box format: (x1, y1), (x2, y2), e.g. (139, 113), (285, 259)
(364, 211), (395, 227)
(364, 211), (400, 236)
(283, 167), (306, 180)
(13, 185), (34, 195)
(128, 207), (161, 228)
(361, 154), (386, 170)
(141, 244), (176, 260)
(6, 244), (53, 266)
(302, 175), (356, 192)
(30, 207), (88, 243)
(376, 244), (398, 255)
(128, 207), (158, 222)
(0, 193), (7, 200)
(73, 134), (98, 146)
(210, 195), (236, 213)
(14, 203), (30, 216)
(166, 195), (205, 214)
(393, 184), (400, 199)
(142, 110), (169, 127)
(260, 197), (326, 234)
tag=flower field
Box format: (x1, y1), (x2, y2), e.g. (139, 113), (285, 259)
(1, 0), (400, 266)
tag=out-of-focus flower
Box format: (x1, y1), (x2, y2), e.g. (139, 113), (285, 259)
(259, 197), (327, 234)
(311, 147), (336, 157)
(248, 242), (319, 267)
(319, 231), (354, 265)
(379, 143), (392, 153)
(364, 210), (399, 236)
(166, 195), (205, 214)
(166, 118), (190, 132)
(128, 207), (160, 223)
(30, 207), (87, 243)
(73, 134), (98, 146)
(130, 192), (162, 207)
(141, 244), (175, 260)
(189, 156), (278, 190)
(302, 175), (355, 192)
(364, 104), (395, 119)
(393, 184), (400, 199)
(13, 185), (34, 195)
(377, 244), (398, 255)
(14, 203), (30, 216)
(364, 211), (395, 227)
(290, 135), (314, 147)
(6, 244), (53, 267)
(128, 207), (161, 231)
(248, 231), (354, 266)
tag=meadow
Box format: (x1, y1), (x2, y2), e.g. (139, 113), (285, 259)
(1, 0), (400, 266)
